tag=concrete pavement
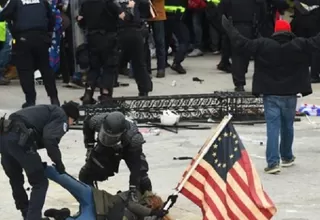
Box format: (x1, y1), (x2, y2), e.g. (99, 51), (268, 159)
(1, 55), (320, 220)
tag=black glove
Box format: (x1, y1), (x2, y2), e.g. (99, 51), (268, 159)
(221, 15), (232, 32)
(150, 209), (168, 218)
(128, 185), (139, 203)
(53, 161), (66, 174)
(163, 195), (178, 210)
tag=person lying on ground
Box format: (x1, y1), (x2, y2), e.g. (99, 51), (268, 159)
(43, 165), (172, 220)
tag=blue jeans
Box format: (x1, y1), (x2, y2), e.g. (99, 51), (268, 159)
(263, 95), (297, 167)
(150, 21), (166, 70)
(0, 29), (12, 77)
(45, 166), (96, 220)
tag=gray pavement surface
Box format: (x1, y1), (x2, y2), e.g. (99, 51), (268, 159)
(1, 55), (320, 220)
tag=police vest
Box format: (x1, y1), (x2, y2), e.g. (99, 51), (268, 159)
(207, 0), (220, 5)
(0, 6), (6, 42)
(0, 22), (6, 42)
(164, 6), (185, 13)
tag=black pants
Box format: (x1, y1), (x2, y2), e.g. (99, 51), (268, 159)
(13, 31), (58, 104)
(86, 32), (118, 95)
(118, 27), (153, 94)
(231, 24), (254, 87)
(165, 16), (190, 64)
(0, 132), (48, 220)
(79, 151), (152, 193)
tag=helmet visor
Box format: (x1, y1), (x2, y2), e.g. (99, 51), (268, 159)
(98, 125), (123, 147)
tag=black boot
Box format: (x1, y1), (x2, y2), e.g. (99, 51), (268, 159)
(234, 85), (245, 92)
(217, 62), (232, 73)
(156, 69), (165, 78)
(171, 62), (186, 74)
(22, 101), (35, 108)
(81, 87), (95, 105)
(50, 97), (60, 106)
(44, 208), (71, 220)
(139, 92), (148, 97)
(98, 94), (112, 103)
(98, 88), (113, 104)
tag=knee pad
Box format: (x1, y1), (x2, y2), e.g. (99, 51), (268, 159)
(79, 165), (94, 185)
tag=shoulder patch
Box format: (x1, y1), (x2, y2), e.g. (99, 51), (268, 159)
(63, 122), (68, 132)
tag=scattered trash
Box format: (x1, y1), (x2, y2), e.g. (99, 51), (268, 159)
(173, 157), (193, 160)
(171, 80), (176, 87)
(160, 110), (180, 126)
(192, 77), (204, 84)
(298, 103), (320, 116)
(138, 128), (161, 136)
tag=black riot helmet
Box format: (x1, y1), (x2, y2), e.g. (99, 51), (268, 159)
(98, 111), (127, 147)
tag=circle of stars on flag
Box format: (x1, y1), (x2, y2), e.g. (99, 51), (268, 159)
(212, 131), (239, 169)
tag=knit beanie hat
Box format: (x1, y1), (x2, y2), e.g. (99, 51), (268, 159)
(274, 20), (291, 33)
(62, 101), (80, 120)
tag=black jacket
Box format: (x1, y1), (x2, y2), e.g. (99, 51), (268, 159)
(222, 16), (314, 96)
(9, 105), (68, 163)
(83, 113), (146, 187)
(260, 0), (289, 37)
(115, 0), (145, 29)
(0, 0), (54, 34)
(220, 0), (266, 23)
(78, 0), (122, 32)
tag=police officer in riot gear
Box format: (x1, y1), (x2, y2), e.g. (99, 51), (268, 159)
(77, 0), (127, 105)
(79, 111), (152, 201)
(0, 0), (60, 108)
(0, 101), (80, 220)
(116, 0), (153, 96)
(290, 0), (320, 83)
(220, 0), (267, 92)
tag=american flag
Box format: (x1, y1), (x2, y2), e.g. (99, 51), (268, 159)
(178, 122), (276, 220)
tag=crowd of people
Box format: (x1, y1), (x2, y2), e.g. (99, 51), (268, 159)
(1, 0), (320, 107)
(1, 0), (320, 219)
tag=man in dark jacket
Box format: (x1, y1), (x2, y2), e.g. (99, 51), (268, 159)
(222, 16), (315, 174)
(79, 111), (152, 199)
(0, 101), (80, 220)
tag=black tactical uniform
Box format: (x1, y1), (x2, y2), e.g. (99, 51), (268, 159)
(220, 0), (266, 91)
(0, 102), (79, 220)
(78, 0), (123, 104)
(259, 0), (289, 37)
(290, 0), (320, 83)
(79, 111), (152, 195)
(116, 0), (153, 96)
(0, 0), (60, 108)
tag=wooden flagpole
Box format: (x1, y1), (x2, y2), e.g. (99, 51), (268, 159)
(163, 114), (233, 210)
